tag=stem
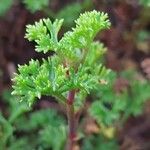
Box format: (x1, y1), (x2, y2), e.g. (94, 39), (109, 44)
(66, 90), (76, 150)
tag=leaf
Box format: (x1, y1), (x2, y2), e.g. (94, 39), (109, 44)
(0, 113), (13, 147)
(0, 0), (13, 16)
(23, 0), (49, 13)
(25, 18), (63, 53)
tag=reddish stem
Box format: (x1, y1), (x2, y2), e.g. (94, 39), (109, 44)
(67, 90), (76, 105)
(66, 90), (76, 150)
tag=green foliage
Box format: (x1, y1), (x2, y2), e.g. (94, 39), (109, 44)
(89, 72), (127, 126)
(23, 0), (50, 13)
(0, 0), (149, 148)
(0, 0), (13, 16)
(38, 125), (67, 150)
(12, 57), (66, 105)
(14, 108), (67, 150)
(81, 134), (119, 150)
(56, 2), (82, 27)
(2, 90), (30, 123)
(12, 10), (111, 107)
(0, 90), (67, 150)
(58, 11), (110, 60)
(25, 11), (110, 60)
(139, 0), (150, 7)
(23, 0), (93, 27)
(120, 70), (150, 116)
(15, 107), (66, 131)
(89, 70), (150, 128)
(0, 113), (13, 148)
(7, 137), (32, 150)
(0, 0), (50, 17)
(0, 0), (93, 29)
(137, 30), (150, 42)
(56, 0), (93, 27)
(25, 19), (64, 53)
(0, 90), (29, 149)
(10, 10), (112, 149)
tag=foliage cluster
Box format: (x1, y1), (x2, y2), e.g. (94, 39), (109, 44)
(90, 70), (150, 134)
(0, 8), (149, 150)
(0, 90), (66, 150)
(12, 10), (111, 107)
(139, 0), (150, 7)
(0, 0), (92, 27)
(0, 0), (13, 16)
(1, 69), (149, 149)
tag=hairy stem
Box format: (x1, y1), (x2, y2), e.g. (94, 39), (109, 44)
(66, 90), (76, 150)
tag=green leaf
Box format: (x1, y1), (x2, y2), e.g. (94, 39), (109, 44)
(38, 125), (66, 150)
(0, 0), (13, 16)
(81, 134), (119, 150)
(59, 10), (110, 60)
(23, 0), (50, 13)
(0, 113), (13, 147)
(12, 57), (67, 105)
(57, 2), (82, 27)
(25, 18), (63, 53)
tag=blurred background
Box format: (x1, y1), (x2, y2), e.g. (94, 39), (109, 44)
(0, 0), (150, 150)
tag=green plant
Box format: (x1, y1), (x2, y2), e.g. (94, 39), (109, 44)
(56, 0), (93, 27)
(89, 70), (150, 138)
(0, 90), (29, 149)
(24, 0), (93, 27)
(0, 0), (50, 16)
(0, 90), (67, 150)
(139, 0), (150, 7)
(12, 10), (111, 149)
(0, 0), (13, 16)
(23, 0), (50, 13)
(81, 134), (119, 150)
(0, 0), (93, 28)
